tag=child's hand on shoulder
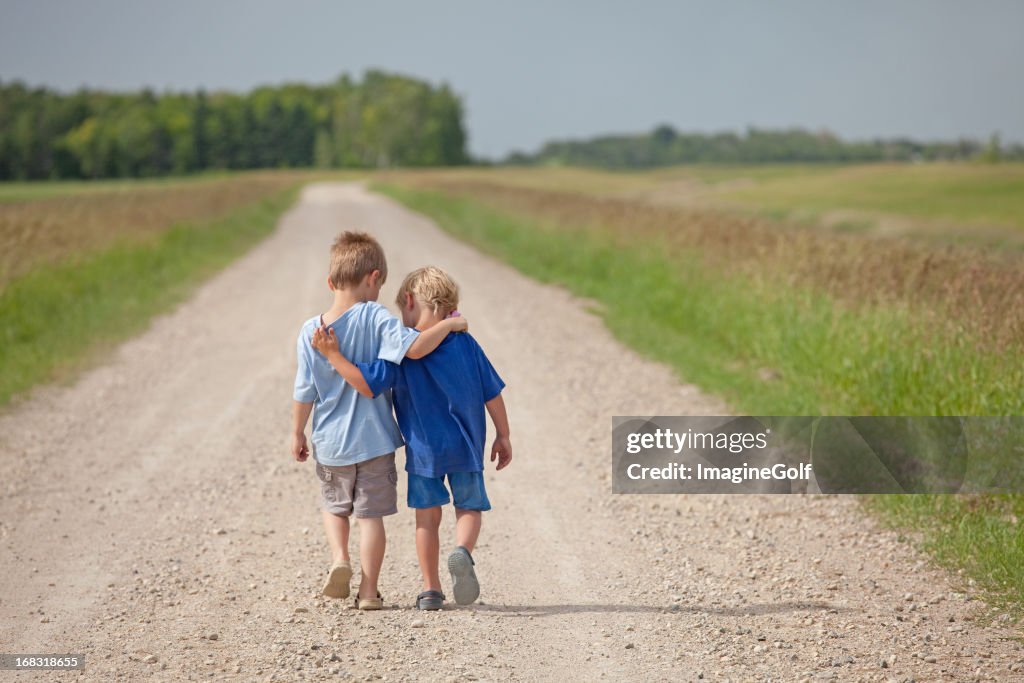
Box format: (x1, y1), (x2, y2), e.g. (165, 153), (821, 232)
(446, 310), (468, 333)
(311, 326), (339, 356)
(490, 435), (512, 470)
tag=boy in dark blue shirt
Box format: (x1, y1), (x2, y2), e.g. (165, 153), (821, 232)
(311, 266), (511, 610)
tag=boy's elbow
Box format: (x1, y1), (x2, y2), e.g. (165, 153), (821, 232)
(358, 387), (375, 399)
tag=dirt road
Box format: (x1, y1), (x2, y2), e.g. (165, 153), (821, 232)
(1, 183), (1021, 682)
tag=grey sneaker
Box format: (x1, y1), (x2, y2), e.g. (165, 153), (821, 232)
(447, 546), (480, 605)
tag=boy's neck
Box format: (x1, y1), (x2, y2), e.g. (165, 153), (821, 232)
(414, 309), (447, 332)
(323, 288), (368, 325)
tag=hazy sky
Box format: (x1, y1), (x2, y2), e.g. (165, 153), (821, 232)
(2, 1), (1022, 158)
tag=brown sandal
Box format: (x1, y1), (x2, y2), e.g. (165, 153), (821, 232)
(354, 591), (384, 610)
(322, 561), (352, 599)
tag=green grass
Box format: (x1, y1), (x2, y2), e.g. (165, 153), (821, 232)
(867, 495), (1024, 611)
(376, 181), (1024, 613)
(0, 185), (300, 406)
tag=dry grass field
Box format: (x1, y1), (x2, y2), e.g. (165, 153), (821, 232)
(401, 163), (1024, 246)
(0, 171), (326, 290)
(379, 166), (1024, 353)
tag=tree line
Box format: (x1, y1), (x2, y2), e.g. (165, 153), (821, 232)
(0, 70), (468, 180)
(505, 125), (1024, 167)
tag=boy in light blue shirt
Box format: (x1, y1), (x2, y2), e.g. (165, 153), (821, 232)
(291, 232), (466, 609)
(312, 266), (511, 611)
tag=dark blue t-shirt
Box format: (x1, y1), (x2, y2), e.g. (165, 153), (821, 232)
(358, 332), (505, 478)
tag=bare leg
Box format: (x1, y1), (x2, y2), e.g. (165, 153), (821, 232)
(357, 516), (386, 599)
(454, 509), (482, 554)
(415, 507), (443, 592)
(321, 510), (350, 565)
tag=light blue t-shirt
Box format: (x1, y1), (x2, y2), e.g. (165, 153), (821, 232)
(293, 301), (420, 466)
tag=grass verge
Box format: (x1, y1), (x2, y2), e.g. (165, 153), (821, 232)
(375, 181), (1024, 615)
(866, 495), (1023, 611)
(0, 185), (300, 406)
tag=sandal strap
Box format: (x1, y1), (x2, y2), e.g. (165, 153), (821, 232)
(354, 592), (385, 607)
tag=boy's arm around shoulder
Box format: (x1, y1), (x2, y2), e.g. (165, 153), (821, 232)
(371, 302), (466, 363)
(357, 358), (400, 399)
(311, 326), (375, 398)
(404, 315), (468, 359)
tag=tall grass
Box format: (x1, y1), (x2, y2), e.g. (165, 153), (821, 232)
(376, 181), (1024, 612)
(0, 187), (299, 406)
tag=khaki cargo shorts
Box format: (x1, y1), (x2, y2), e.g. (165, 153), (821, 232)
(314, 452), (399, 518)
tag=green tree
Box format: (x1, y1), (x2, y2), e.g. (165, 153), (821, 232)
(0, 71), (470, 179)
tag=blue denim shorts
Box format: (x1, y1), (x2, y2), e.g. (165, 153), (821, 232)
(407, 471), (491, 511)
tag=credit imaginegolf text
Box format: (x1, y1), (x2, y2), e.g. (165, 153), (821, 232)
(626, 461), (814, 484)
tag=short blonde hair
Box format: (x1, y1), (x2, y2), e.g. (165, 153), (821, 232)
(329, 231), (388, 288)
(396, 266), (459, 317)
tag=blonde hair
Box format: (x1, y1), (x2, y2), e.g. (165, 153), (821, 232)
(329, 231), (388, 288)
(396, 266), (459, 317)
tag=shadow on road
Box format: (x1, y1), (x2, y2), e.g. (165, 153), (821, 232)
(470, 601), (844, 617)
